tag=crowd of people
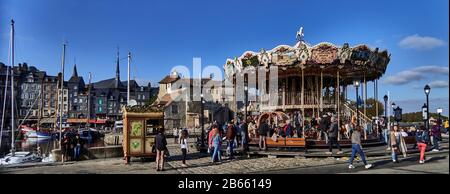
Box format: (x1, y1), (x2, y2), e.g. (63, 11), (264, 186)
(150, 114), (447, 172)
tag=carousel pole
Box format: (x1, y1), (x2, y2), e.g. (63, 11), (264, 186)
(320, 68), (323, 115)
(364, 75), (367, 140)
(301, 67), (305, 138)
(375, 79), (378, 136)
(337, 70), (340, 140)
(364, 75), (367, 118)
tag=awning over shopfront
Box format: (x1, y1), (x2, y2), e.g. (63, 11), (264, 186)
(67, 118), (108, 124)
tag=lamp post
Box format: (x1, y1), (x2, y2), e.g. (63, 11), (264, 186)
(424, 85), (430, 131)
(353, 79), (360, 126)
(383, 95), (388, 129)
(422, 103), (428, 129)
(394, 106), (402, 126)
(200, 93), (206, 153)
(437, 107), (443, 132)
(244, 85), (248, 122)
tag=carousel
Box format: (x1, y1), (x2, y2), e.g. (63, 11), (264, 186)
(223, 28), (391, 147)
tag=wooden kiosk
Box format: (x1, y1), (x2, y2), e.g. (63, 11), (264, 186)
(122, 105), (164, 164)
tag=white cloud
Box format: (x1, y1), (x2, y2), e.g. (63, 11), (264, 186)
(383, 66), (449, 85)
(429, 80), (449, 88)
(399, 34), (445, 50)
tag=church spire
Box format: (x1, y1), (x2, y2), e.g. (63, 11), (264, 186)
(115, 48), (120, 88)
(72, 63), (78, 78)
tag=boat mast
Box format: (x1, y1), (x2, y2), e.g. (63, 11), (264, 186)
(59, 42), (66, 149)
(87, 72), (91, 131)
(127, 51), (131, 105)
(10, 19), (15, 156)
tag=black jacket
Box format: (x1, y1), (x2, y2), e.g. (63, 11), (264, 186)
(259, 122), (269, 136)
(328, 122), (338, 138)
(155, 133), (167, 151)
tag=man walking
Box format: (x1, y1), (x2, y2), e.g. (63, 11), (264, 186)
(327, 117), (343, 155)
(226, 122), (237, 159)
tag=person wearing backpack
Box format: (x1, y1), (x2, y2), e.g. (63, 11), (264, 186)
(416, 126), (429, 164)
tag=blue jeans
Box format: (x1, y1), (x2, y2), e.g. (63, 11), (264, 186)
(228, 140), (234, 158)
(74, 145), (81, 160)
(349, 144), (367, 165)
(383, 129), (390, 147)
(391, 149), (397, 161)
(241, 131), (246, 146)
(211, 146), (221, 162)
(432, 136), (439, 150)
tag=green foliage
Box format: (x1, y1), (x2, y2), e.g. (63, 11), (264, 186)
(348, 98), (384, 118)
(147, 95), (158, 106)
(390, 112), (448, 123)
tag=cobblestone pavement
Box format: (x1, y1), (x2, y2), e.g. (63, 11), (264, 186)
(0, 138), (448, 174)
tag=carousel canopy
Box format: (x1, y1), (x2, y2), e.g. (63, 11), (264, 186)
(224, 28), (391, 84)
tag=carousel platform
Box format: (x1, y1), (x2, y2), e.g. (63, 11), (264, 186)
(248, 136), (387, 149)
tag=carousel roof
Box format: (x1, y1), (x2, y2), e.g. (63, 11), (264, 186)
(223, 29), (391, 83)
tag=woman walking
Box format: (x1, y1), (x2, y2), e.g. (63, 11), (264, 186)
(210, 125), (222, 163)
(415, 126), (429, 164)
(348, 126), (373, 169)
(179, 129), (189, 167)
(155, 128), (167, 171)
(389, 125), (407, 163)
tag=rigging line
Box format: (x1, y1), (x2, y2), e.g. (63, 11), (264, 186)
(0, 66), (10, 148)
(16, 89), (41, 134)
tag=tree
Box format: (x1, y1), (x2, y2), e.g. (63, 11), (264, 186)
(348, 98), (384, 119)
(146, 95), (158, 106)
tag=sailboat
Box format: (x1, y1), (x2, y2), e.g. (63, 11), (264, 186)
(0, 20), (42, 165)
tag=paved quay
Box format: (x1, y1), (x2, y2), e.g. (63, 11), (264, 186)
(1, 138), (448, 174)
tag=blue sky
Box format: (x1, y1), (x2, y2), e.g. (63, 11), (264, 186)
(0, 0), (448, 115)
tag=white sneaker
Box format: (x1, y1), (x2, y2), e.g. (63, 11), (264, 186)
(432, 149), (439, 152)
(365, 164), (373, 169)
(419, 160), (425, 164)
(325, 152), (332, 155)
(337, 151), (343, 154)
(392, 160), (396, 163)
(348, 164), (355, 169)
(386, 147), (391, 151)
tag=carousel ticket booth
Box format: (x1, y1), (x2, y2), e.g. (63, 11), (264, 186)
(122, 105), (164, 164)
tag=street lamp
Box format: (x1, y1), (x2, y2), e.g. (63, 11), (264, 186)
(437, 107), (443, 132)
(353, 79), (360, 126)
(244, 85), (248, 123)
(391, 102), (396, 125)
(422, 103), (428, 129)
(383, 95), (388, 129)
(200, 93), (206, 153)
(424, 85), (430, 131)
(394, 106), (402, 125)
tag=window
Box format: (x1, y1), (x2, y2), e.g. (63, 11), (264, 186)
(74, 98), (78, 103)
(63, 97), (67, 101)
(74, 86), (77, 90)
(99, 99), (103, 105)
(99, 107), (102, 112)
(79, 99), (83, 103)
(142, 95), (145, 100)
(172, 104), (178, 114)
